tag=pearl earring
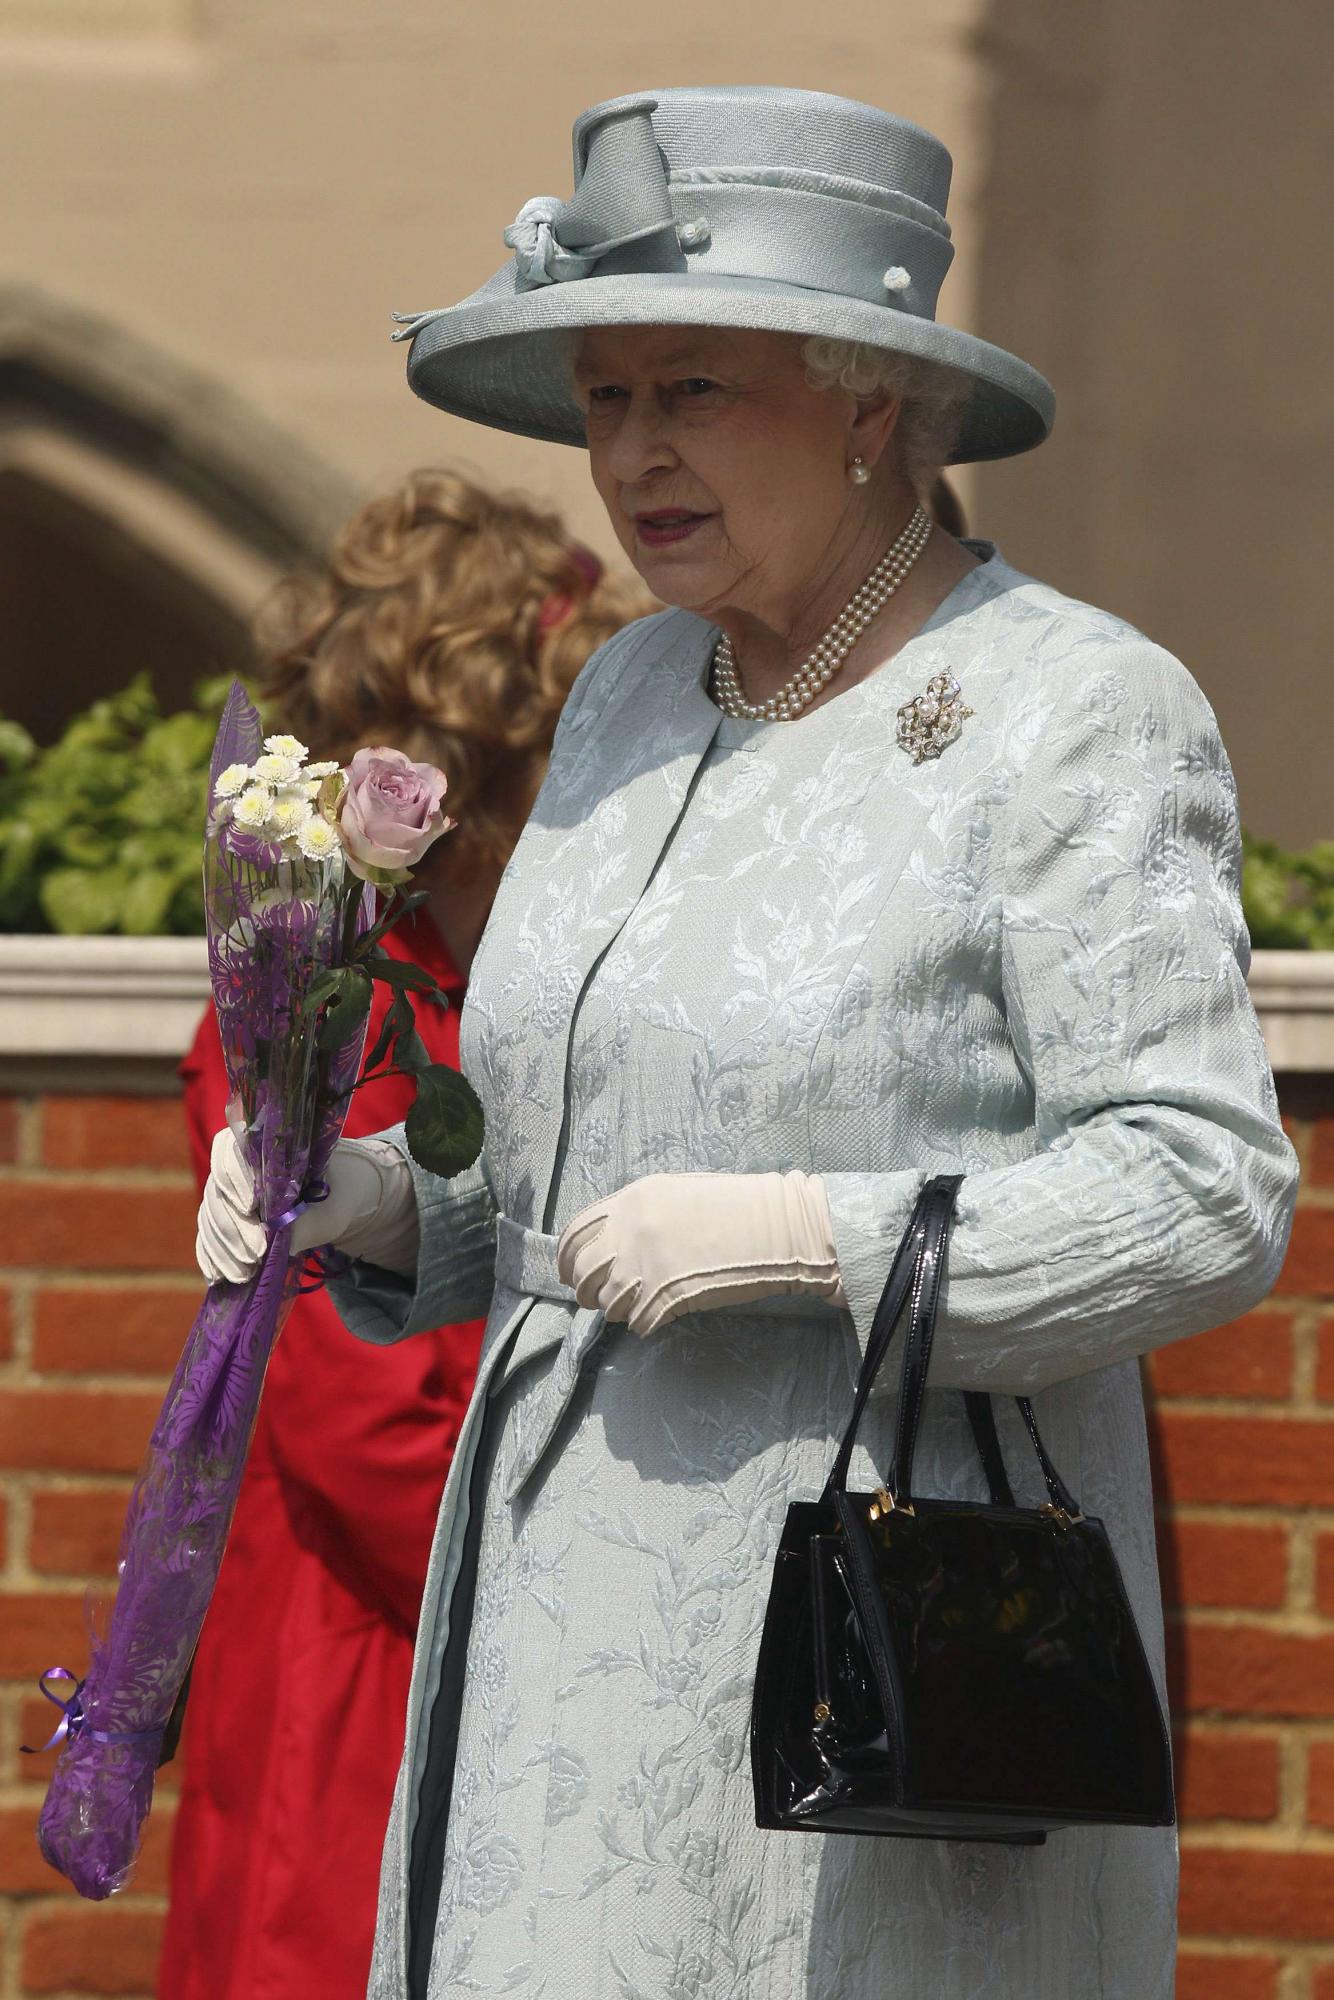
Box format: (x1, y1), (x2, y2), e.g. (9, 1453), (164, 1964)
(848, 456), (871, 486)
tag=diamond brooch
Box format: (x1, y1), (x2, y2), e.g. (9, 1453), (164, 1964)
(896, 672), (975, 763)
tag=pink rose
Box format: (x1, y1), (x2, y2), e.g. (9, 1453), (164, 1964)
(337, 747), (454, 885)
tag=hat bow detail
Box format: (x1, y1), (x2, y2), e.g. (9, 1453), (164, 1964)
(501, 98), (703, 293)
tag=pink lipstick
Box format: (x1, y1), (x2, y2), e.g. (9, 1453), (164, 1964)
(634, 510), (713, 548)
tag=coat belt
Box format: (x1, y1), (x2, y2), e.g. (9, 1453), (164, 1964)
(490, 1210), (845, 1502)
(495, 1213), (577, 1303)
(493, 1216), (607, 1502)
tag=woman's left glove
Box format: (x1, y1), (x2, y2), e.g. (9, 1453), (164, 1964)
(196, 1127), (420, 1285)
(555, 1171), (846, 1340)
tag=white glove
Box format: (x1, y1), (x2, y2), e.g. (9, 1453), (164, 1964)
(195, 1126), (420, 1285)
(555, 1170), (846, 1340)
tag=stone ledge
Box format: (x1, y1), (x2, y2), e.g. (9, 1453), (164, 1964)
(0, 938), (1330, 1089)
(0, 936), (209, 1092)
(1248, 951), (1334, 1073)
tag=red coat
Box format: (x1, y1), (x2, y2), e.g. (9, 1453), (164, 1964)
(159, 912), (483, 2000)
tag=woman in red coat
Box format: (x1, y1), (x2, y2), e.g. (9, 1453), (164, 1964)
(160, 470), (648, 2000)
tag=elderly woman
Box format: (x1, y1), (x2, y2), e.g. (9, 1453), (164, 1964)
(199, 88), (1298, 2000)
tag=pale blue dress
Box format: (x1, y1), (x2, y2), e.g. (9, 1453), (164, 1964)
(334, 543), (1299, 2000)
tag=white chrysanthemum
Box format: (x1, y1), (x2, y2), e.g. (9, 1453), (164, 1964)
(270, 794), (314, 838)
(304, 760), (342, 779)
(263, 733), (308, 761)
(213, 763), (253, 799)
(232, 785), (275, 829)
(254, 752), (301, 785)
(296, 816), (341, 861)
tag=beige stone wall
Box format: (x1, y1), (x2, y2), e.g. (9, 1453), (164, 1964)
(0, 0), (988, 556)
(973, 0), (1334, 847)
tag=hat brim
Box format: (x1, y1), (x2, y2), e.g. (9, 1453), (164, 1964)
(403, 268), (1054, 464)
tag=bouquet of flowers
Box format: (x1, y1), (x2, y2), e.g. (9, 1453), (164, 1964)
(33, 682), (482, 1900)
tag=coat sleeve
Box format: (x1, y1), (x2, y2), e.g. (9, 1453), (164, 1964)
(328, 1135), (499, 1344)
(821, 638), (1300, 1396)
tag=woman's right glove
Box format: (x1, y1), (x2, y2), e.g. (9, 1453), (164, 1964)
(195, 1127), (420, 1285)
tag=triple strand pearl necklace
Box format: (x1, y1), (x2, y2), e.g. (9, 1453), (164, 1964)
(710, 503), (933, 723)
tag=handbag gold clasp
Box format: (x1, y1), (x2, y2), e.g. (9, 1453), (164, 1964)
(868, 1488), (916, 1524)
(1040, 1502), (1081, 1530)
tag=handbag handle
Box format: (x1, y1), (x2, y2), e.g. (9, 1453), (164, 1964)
(826, 1173), (1081, 1520)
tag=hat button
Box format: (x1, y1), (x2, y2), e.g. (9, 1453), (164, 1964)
(883, 265), (911, 293)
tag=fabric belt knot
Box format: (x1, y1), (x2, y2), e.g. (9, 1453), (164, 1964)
(495, 1214), (577, 1303)
(492, 1215), (608, 1504)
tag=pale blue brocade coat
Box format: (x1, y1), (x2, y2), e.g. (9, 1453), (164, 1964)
(334, 547), (1298, 2000)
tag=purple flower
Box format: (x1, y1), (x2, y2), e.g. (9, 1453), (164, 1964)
(337, 747), (453, 885)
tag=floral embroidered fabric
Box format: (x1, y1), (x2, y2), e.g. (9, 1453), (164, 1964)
(334, 546), (1297, 2000)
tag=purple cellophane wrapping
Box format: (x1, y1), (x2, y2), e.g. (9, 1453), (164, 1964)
(37, 685), (370, 1899)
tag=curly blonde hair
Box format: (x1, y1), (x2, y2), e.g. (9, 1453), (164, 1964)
(254, 468), (652, 881)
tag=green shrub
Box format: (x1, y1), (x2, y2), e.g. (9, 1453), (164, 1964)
(1241, 831), (1334, 951)
(0, 674), (238, 936)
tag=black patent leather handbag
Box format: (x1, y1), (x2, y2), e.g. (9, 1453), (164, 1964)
(751, 1172), (1175, 1845)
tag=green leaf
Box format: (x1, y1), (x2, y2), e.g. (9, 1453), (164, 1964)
(313, 965), (374, 1050)
(0, 718), (35, 776)
(366, 955), (449, 998)
(121, 869), (178, 936)
(404, 1064), (484, 1179)
(56, 824), (112, 868)
(39, 866), (127, 935)
(142, 711), (217, 776)
(393, 1026), (432, 1076)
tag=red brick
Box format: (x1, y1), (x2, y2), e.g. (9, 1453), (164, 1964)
(42, 1095), (191, 1174)
(0, 1386), (160, 1474)
(0, 1182), (196, 1272)
(0, 1802), (77, 1895)
(0, 1097), (18, 1164)
(1179, 1844), (1334, 1941)
(1152, 1411), (1334, 1506)
(0, 1285), (11, 1361)
(0, 1592), (92, 1679)
(0, 1493), (7, 1567)
(1175, 1728), (1280, 1821)
(1310, 1118), (1334, 1187)
(1175, 1622), (1334, 1719)
(1313, 1963), (1334, 2000)
(1149, 1311), (1293, 1401)
(1159, 1520), (1288, 1610)
(1316, 1317), (1334, 1403)
(0, 1799), (174, 1898)
(21, 1906), (164, 1994)
(1309, 1740), (1334, 1830)
(1275, 1207), (1334, 1296)
(1176, 1952), (1281, 2000)
(30, 1486), (132, 1577)
(33, 1285), (196, 1376)
(1318, 1532), (1334, 1618)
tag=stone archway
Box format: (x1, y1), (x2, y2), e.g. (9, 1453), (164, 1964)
(0, 284), (360, 741)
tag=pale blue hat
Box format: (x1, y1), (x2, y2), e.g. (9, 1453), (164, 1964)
(393, 86), (1054, 463)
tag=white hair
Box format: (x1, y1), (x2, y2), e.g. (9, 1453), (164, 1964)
(800, 337), (972, 495)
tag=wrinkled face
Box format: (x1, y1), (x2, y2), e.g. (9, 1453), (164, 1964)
(575, 326), (864, 624)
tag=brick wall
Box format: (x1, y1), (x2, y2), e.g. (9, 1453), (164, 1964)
(0, 1095), (196, 2000)
(1151, 1079), (1334, 2000)
(0, 1082), (1331, 1999)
